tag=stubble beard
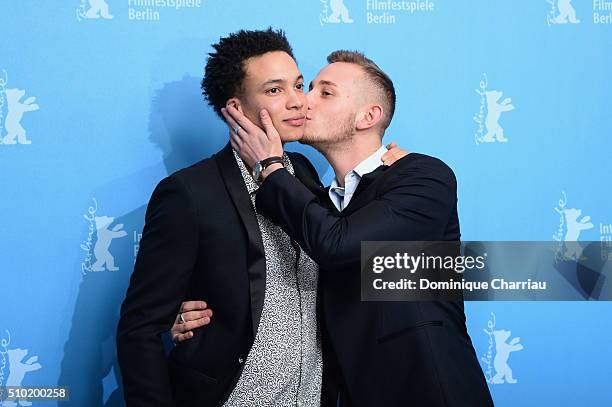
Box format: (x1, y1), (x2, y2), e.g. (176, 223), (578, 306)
(301, 112), (355, 155)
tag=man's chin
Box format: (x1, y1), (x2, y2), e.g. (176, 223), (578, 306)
(279, 131), (304, 143)
(298, 130), (318, 146)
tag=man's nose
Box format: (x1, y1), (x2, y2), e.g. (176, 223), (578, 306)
(305, 91), (315, 110)
(287, 89), (305, 110)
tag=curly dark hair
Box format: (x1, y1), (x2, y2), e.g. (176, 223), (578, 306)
(202, 28), (295, 119)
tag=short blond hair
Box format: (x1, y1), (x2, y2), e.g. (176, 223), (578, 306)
(327, 50), (396, 131)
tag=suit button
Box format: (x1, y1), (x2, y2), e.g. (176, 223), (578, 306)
(238, 357), (244, 364)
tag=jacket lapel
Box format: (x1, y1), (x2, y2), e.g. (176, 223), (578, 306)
(289, 153), (327, 198)
(343, 165), (389, 215)
(214, 143), (266, 338)
(289, 154), (338, 212)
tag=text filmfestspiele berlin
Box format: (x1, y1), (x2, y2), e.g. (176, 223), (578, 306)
(371, 252), (547, 291)
(366, 0), (434, 24)
(127, 0), (202, 21)
(594, 0), (612, 24)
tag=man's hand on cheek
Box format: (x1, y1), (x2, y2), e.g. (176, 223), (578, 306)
(222, 106), (284, 169)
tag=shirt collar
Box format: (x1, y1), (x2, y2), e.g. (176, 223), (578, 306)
(331, 145), (388, 190)
(328, 145), (388, 209)
(352, 145), (388, 178)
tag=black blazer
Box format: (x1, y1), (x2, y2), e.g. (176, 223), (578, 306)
(255, 153), (494, 407)
(116, 143), (321, 407)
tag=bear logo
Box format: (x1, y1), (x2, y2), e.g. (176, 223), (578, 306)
(491, 329), (523, 384)
(551, 0), (580, 25)
(79, 0), (114, 20)
(91, 216), (127, 272)
(562, 208), (593, 242)
(3, 348), (42, 407)
(327, 0), (353, 23)
(561, 208), (593, 260)
(483, 90), (514, 143)
(2, 89), (39, 145)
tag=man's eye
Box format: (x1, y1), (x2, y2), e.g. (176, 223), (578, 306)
(321, 90), (332, 96)
(296, 83), (305, 91)
(267, 87), (281, 95)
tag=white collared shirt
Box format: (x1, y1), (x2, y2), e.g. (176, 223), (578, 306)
(328, 145), (388, 211)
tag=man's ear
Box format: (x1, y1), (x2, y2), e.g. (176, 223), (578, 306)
(226, 98), (244, 113)
(355, 104), (384, 131)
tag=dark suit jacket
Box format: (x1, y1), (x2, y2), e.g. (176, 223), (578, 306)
(255, 153), (494, 407)
(116, 143), (322, 407)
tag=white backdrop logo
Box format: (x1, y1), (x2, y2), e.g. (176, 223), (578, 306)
(76, 0), (114, 21)
(133, 231), (142, 263)
(553, 191), (594, 260)
(0, 330), (43, 407)
(0, 70), (40, 146)
(0, 330), (8, 398)
(474, 73), (515, 145)
(594, 1), (612, 24)
(547, 0), (580, 25)
(321, 0), (436, 25)
(81, 198), (127, 274)
(320, 0), (354, 25)
(600, 220), (612, 260)
(76, 0), (203, 22)
(481, 313), (524, 385)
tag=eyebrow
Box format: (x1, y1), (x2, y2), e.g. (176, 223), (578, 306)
(261, 74), (304, 89)
(308, 79), (337, 91)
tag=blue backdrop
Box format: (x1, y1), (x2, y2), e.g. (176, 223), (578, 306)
(1, 1), (611, 406)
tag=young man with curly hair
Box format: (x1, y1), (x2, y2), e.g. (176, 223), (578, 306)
(116, 28), (404, 407)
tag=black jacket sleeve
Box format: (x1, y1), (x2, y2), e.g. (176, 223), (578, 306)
(117, 175), (199, 406)
(255, 156), (456, 269)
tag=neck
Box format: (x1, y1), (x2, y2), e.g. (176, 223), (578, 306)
(319, 133), (382, 187)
